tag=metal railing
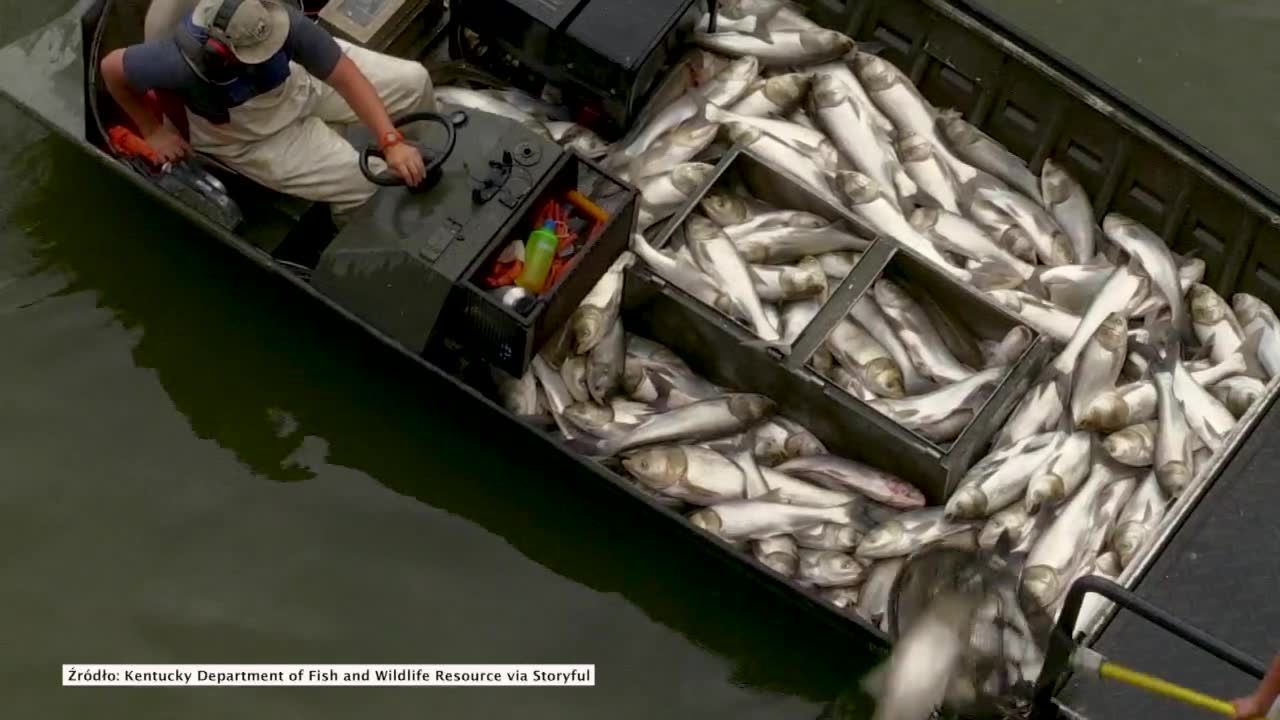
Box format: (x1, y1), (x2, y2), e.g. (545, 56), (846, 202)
(1032, 575), (1267, 719)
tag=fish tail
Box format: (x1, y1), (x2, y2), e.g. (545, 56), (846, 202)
(969, 260), (1026, 291)
(563, 433), (613, 457)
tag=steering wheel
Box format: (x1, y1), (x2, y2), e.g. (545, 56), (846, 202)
(359, 110), (467, 188)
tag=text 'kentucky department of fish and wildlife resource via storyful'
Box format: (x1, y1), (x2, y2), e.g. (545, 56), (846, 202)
(63, 664), (596, 686)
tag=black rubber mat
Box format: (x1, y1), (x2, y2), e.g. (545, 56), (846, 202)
(1058, 396), (1280, 718)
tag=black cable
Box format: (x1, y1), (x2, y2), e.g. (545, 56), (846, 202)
(707, 0), (718, 32)
(86, 0), (114, 152)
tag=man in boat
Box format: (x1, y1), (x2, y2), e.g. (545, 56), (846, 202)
(99, 0), (436, 219)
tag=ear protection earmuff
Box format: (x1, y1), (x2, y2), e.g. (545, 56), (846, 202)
(202, 0), (244, 66)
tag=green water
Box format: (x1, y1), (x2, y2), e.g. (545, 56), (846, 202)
(1, 1), (1274, 717)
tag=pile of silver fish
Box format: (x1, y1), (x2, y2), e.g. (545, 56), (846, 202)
(493, 254), (931, 615)
(477, 0), (1280, 716)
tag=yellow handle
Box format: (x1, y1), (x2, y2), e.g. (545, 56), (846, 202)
(1099, 661), (1236, 716)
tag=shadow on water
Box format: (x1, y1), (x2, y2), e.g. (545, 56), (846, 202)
(8, 129), (884, 713)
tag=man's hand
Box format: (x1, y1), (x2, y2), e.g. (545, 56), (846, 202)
(1234, 693), (1273, 719)
(385, 142), (426, 186)
(145, 123), (190, 164)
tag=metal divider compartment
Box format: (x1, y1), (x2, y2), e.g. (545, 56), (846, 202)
(798, 239), (1053, 500)
(627, 144), (1051, 503)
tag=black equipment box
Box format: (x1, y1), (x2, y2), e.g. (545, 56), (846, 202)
(452, 0), (700, 134)
(310, 107), (636, 376)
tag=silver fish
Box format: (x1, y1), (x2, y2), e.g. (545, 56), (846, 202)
(1189, 284), (1245, 364)
(704, 103), (830, 154)
(819, 251), (861, 280)
(1211, 375), (1266, 418)
(632, 49), (730, 131)
(1038, 263), (1115, 315)
(857, 557), (906, 629)
(827, 364), (879, 402)
(689, 492), (862, 541)
(809, 57), (897, 136)
(636, 162), (716, 231)
(1025, 431), (1093, 513)
(850, 295), (932, 394)
(798, 549), (866, 587)
(695, 11), (762, 35)
(875, 279), (976, 384)
(1050, 264), (1145, 376)
(1039, 158), (1097, 262)
(693, 28), (854, 67)
(810, 72), (915, 210)
(621, 444), (748, 504)
(985, 290), (1082, 344)
(938, 109), (1043, 204)
(571, 252), (635, 353)
(489, 88), (570, 122)
(822, 585), (862, 610)
(436, 86), (551, 139)
(1128, 258), (1205, 319)
(1103, 420), (1157, 467)
(827, 318), (906, 398)
(991, 377), (1063, 449)
(699, 190), (777, 226)
(1111, 470), (1168, 568)
(1102, 214), (1190, 343)
(629, 232), (737, 315)
(869, 367), (1004, 443)
(945, 432), (1065, 520)
(625, 120), (722, 183)
(1071, 312), (1128, 423)
(897, 131), (961, 213)
(750, 257), (827, 302)
(780, 293), (825, 345)
(586, 319), (626, 404)
(563, 398), (654, 440)
(734, 223), (872, 264)
(853, 55), (982, 190)
(862, 592), (977, 720)
(753, 534), (799, 576)
(856, 507), (977, 560)
(546, 121), (610, 158)
(491, 366), (540, 417)
(1080, 353), (1247, 432)
(1172, 358), (1237, 452)
(687, 215), (780, 342)
(1234, 292), (1280, 378)
(973, 187), (1074, 266)
(742, 467), (857, 508)
(1023, 461), (1135, 609)
(777, 454), (926, 509)
(722, 212), (831, 241)
(980, 326), (1036, 369)
(836, 172), (996, 287)
(909, 207), (1035, 282)
(618, 56), (758, 159)
(531, 355), (580, 440)
(726, 123), (843, 207)
(730, 73), (813, 117)
(794, 523), (863, 550)
(978, 502), (1035, 549)
(570, 393), (776, 456)
(560, 355), (591, 403)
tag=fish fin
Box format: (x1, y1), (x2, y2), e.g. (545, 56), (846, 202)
(1239, 328), (1269, 381)
(1051, 368), (1075, 431)
(563, 434), (611, 457)
(969, 261), (1026, 291)
(744, 14), (776, 42)
(743, 336), (792, 352)
(992, 528), (1013, 558)
(642, 369), (682, 412)
(855, 40), (888, 57)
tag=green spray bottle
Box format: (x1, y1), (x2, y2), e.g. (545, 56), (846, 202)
(516, 219), (560, 292)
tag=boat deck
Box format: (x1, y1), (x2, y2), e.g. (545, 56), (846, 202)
(1059, 399), (1280, 718)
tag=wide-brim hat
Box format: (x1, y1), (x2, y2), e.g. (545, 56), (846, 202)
(192, 0), (291, 65)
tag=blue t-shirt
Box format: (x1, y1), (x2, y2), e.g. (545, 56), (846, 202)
(121, 5), (342, 123)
